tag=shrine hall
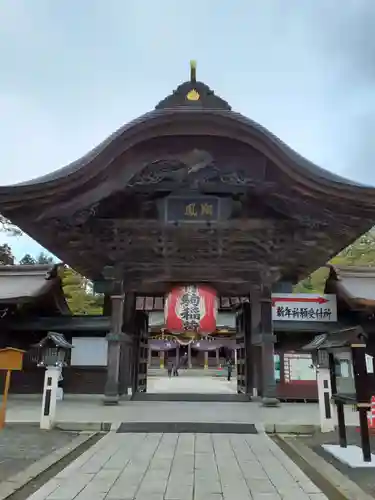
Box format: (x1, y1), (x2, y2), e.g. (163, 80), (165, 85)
(1, 63), (375, 406)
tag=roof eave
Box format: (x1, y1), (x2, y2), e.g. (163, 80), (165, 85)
(0, 109), (374, 210)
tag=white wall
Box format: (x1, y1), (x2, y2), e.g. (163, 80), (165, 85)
(71, 337), (108, 366)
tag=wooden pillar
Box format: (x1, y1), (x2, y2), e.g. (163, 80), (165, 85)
(119, 292), (136, 396)
(176, 344), (180, 366)
(279, 351), (285, 383)
(204, 351), (209, 369)
(252, 286), (279, 406)
(103, 294), (112, 316)
(188, 343), (192, 368)
(352, 343), (372, 462)
(250, 294), (261, 397)
(104, 281), (125, 405)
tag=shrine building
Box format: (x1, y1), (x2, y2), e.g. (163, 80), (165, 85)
(1, 63), (375, 405)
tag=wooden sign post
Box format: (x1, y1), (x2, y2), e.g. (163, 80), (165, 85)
(0, 348), (25, 429)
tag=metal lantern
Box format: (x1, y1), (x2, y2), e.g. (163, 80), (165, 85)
(32, 332), (73, 368)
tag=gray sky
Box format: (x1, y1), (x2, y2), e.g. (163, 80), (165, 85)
(0, 0), (374, 257)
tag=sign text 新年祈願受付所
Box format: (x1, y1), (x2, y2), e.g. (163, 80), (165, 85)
(165, 197), (219, 223)
(271, 294), (337, 322)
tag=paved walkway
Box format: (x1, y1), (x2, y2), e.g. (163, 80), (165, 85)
(28, 431), (327, 500)
(147, 376), (237, 394)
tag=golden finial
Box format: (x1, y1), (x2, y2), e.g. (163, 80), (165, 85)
(190, 60), (197, 82)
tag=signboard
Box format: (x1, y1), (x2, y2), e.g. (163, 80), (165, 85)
(165, 196), (220, 223)
(272, 294), (337, 322)
(165, 285), (218, 334)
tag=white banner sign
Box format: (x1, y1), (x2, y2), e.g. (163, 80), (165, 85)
(272, 294), (337, 322)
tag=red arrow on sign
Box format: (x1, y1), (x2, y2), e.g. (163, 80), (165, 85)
(272, 296), (329, 306)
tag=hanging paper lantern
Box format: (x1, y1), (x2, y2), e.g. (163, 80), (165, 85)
(165, 285), (218, 334)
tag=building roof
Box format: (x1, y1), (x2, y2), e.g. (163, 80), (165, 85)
(0, 264), (70, 314)
(325, 265), (375, 311)
(32, 331), (73, 349)
(1, 70), (375, 290)
(303, 326), (367, 350)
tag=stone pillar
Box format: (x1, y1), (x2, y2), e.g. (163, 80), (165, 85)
(317, 363), (335, 433)
(160, 351), (165, 369)
(234, 347), (237, 367)
(188, 343), (192, 368)
(216, 348), (220, 367)
(148, 347), (152, 367)
(204, 351), (209, 369)
(104, 290), (125, 405)
(251, 285), (279, 406)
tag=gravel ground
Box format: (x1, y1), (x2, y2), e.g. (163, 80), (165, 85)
(0, 425), (79, 482)
(299, 427), (375, 497)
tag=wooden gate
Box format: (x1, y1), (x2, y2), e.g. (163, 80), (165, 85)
(131, 312), (149, 396)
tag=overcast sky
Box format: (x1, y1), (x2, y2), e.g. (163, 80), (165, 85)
(1, 0), (375, 259)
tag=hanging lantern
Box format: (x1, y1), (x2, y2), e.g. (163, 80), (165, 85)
(165, 285), (218, 334)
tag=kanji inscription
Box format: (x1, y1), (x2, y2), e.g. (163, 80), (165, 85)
(271, 294), (337, 322)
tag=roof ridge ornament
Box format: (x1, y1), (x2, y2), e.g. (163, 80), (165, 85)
(154, 61), (232, 110)
(190, 59), (197, 82)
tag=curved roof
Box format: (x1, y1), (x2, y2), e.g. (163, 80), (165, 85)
(0, 77), (373, 208)
(2, 108), (369, 190)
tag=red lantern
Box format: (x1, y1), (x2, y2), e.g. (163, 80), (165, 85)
(165, 285), (217, 334)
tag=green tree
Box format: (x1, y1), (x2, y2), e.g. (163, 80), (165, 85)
(19, 253), (36, 265)
(36, 252), (54, 264)
(295, 229), (375, 293)
(0, 243), (14, 265)
(62, 267), (103, 315)
(0, 213), (20, 265)
(0, 214), (21, 236)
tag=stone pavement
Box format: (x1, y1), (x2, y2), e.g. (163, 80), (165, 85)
(28, 431), (328, 500)
(0, 425), (79, 482)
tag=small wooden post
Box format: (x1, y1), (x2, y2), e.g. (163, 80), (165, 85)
(0, 370), (11, 429)
(0, 348), (25, 430)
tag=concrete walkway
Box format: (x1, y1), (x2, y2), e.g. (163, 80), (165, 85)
(27, 431), (328, 500)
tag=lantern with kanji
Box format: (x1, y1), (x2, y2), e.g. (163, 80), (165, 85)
(165, 285), (218, 334)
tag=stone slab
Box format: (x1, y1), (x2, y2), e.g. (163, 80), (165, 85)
(322, 444), (375, 468)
